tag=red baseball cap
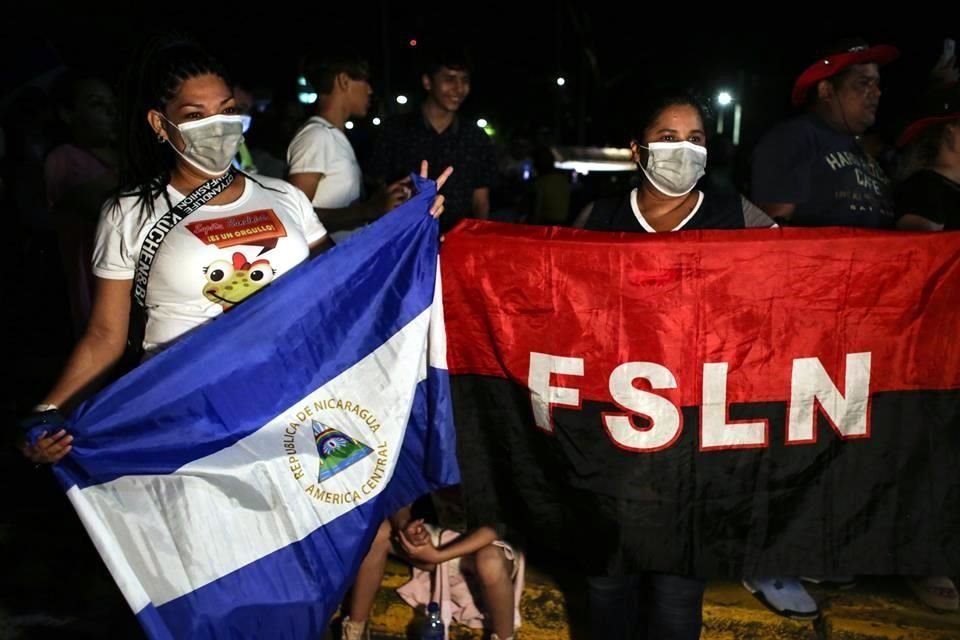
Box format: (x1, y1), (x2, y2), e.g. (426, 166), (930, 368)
(792, 38), (899, 107)
(896, 85), (960, 148)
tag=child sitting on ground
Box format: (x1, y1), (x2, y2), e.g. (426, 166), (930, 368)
(396, 516), (523, 640)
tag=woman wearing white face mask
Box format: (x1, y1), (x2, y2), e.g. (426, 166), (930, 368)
(575, 93), (773, 234)
(573, 92), (775, 640)
(19, 36), (450, 466)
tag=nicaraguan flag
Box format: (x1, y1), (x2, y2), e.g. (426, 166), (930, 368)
(51, 177), (460, 639)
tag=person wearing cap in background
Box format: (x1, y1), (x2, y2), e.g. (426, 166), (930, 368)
(743, 37), (899, 620)
(895, 85), (960, 231)
(750, 37), (897, 230)
(890, 81), (960, 613)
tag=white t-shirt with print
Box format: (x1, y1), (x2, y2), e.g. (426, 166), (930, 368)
(286, 116), (362, 209)
(92, 175), (327, 354)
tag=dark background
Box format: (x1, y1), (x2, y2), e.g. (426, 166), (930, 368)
(5, 7), (952, 149)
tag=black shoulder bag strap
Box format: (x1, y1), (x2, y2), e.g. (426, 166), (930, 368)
(119, 171), (236, 372)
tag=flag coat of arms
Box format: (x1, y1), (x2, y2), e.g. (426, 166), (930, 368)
(53, 181), (459, 639)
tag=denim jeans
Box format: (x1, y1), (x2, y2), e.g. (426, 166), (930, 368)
(587, 573), (705, 640)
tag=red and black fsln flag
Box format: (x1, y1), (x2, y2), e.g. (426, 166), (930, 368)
(442, 222), (960, 578)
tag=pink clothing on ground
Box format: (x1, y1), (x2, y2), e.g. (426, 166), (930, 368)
(396, 527), (524, 635)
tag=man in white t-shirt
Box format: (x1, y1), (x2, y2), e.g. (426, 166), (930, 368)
(287, 54), (408, 241)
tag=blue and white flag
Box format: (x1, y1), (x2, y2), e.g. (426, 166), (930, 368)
(52, 178), (460, 639)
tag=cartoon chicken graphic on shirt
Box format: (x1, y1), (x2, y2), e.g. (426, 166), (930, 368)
(203, 251), (276, 310)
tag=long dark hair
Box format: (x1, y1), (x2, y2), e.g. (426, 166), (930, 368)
(113, 35), (230, 217)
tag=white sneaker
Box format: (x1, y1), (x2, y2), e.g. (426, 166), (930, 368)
(906, 576), (959, 611)
(743, 577), (819, 620)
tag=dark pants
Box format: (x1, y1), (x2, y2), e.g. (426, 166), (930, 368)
(587, 573), (705, 640)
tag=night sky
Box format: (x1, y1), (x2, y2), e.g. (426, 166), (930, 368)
(6, 8), (951, 150)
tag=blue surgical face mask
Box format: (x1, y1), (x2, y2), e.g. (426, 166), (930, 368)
(162, 113), (245, 176)
(638, 141), (708, 196)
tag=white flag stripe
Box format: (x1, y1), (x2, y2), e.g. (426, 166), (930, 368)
(428, 261), (447, 370)
(67, 484), (154, 612)
(73, 306), (434, 609)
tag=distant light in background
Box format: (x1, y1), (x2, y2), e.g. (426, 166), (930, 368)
(483, 126), (496, 137)
(716, 91), (735, 136)
(476, 118), (488, 128)
(396, 95), (408, 105)
(555, 160), (634, 173)
(372, 117), (381, 126)
(551, 147), (635, 173)
(556, 76), (566, 87)
(345, 121), (355, 130)
(297, 75), (316, 104)
(409, 39), (417, 47)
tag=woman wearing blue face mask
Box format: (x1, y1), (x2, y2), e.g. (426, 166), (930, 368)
(575, 93), (773, 234)
(573, 92), (775, 640)
(19, 36), (449, 466)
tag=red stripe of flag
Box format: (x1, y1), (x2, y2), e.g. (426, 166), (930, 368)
(442, 222), (960, 407)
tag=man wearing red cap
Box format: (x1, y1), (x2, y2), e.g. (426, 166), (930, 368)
(745, 38), (899, 621)
(751, 38), (898, 229)
(891, 83), (960, 612)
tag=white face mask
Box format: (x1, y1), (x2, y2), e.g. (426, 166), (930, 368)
(163, 114), (245, 175)
(638, 141), (707, 196)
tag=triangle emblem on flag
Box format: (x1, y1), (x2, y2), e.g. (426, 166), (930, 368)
(312, 420), (374, 482)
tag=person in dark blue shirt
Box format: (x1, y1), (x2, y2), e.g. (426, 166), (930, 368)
(745, 37), (898, 621)
(751, 38), (897, 230)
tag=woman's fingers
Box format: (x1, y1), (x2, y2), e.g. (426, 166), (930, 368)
(33, 430), (73, 463)
(417, 162), (454, 190)
(435, 166), (454, 191)
(429, 195), (446, 218)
